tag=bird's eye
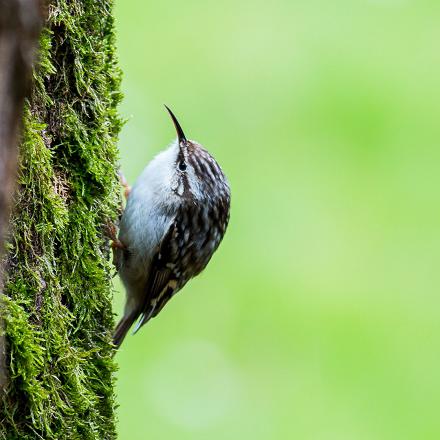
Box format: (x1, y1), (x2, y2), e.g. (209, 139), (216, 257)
(178, 161), (187, 171)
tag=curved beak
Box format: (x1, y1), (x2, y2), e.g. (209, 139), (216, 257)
(164, 105), (187, 145)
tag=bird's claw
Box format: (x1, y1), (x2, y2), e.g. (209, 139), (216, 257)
(118, 170), (131, 199)
(104, 221), (126, 250)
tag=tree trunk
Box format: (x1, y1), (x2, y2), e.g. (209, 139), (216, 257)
(0, 0), (43, 396)
(0, 1), (122, 438)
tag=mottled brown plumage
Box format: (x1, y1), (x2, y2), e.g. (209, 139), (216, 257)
(113, 107), (230, 347)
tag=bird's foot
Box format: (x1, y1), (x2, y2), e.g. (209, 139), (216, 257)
(118, 170), (131, 199)
(104, 221), (126, 250)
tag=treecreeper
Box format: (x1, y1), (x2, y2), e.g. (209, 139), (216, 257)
(111, 106), (231, 347)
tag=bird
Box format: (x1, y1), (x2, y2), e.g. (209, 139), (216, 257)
(111, 106), (231, 347)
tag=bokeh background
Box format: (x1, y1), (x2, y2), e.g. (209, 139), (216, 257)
(113, 1), (440, 438)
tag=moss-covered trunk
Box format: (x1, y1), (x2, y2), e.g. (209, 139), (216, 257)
(0, 1), (122, 438)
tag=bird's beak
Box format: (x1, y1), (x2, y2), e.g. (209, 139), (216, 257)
(165, 105), (187, 145)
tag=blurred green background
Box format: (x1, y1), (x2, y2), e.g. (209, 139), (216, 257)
(113, 1), (440, 438)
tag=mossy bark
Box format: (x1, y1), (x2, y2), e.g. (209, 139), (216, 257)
(0, 1), (122, 439)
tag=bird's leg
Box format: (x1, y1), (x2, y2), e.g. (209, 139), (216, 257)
(104, 221), (126, 250)
(118, 170), (131, 199)
(104, 221), (126, 272)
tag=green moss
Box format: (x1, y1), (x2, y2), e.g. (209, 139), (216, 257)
(0, 1), (122, 438)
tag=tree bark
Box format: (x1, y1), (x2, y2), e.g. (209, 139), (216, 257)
(0, 0), (43, 396)
(0, 1), (122, 438)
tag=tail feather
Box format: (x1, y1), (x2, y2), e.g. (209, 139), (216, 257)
(132, 303), (157, 335)
(113, 312), (138, 348)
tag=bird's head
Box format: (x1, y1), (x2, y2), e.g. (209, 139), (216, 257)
(164, 106), (229, 202)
